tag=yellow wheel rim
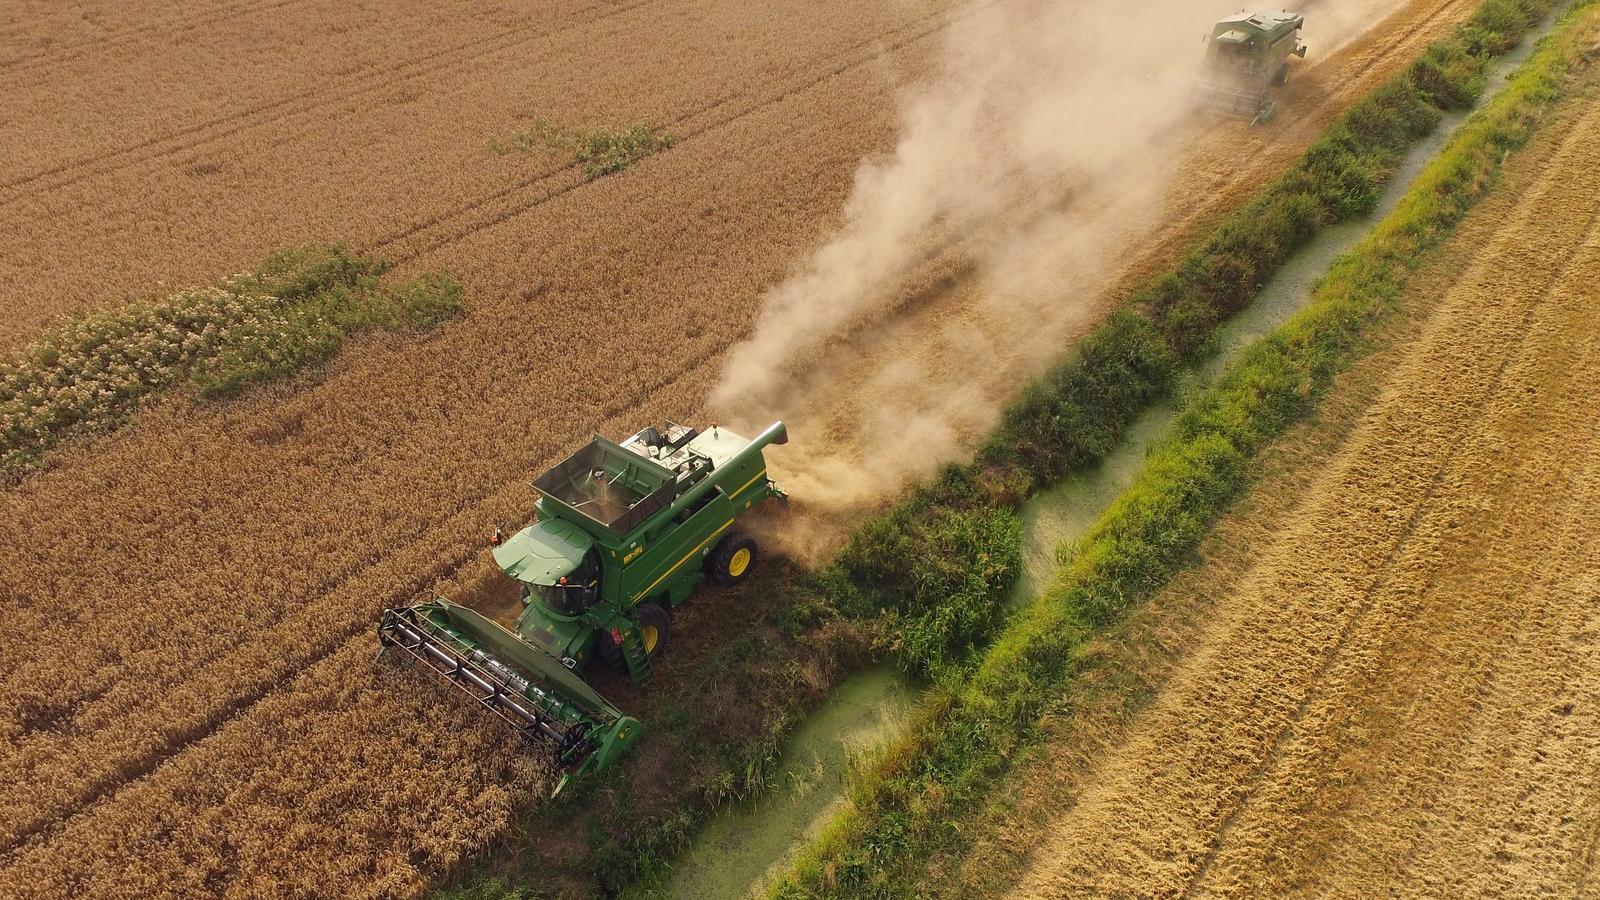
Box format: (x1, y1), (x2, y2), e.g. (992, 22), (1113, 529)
(728, 547), (752, 578)
(642, 625), (659, 654)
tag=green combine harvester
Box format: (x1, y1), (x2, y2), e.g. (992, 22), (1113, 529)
(1196, 10), (1308, 124)
(378, 420), (788, 792)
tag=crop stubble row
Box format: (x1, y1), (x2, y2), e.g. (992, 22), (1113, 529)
(1010, 90), (1600, 899)
(0, 0), (1472, 896)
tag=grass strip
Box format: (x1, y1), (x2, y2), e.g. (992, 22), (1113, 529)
(771, 2), (1597, 895)
(0, 246), (463, 479)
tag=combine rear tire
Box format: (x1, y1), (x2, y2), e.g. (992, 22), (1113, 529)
(707, 533), (757, 587)
(597, 602), (670, 672)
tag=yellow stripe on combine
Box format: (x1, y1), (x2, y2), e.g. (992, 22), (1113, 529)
(729, 468), (767, 501)
(634, 519), (734, 601)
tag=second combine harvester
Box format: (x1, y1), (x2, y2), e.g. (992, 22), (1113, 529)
(379, 421), (788, 792)
(1196, 10), (1308, 124)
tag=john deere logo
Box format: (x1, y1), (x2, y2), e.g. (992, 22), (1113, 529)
(623, 545), (644, 564)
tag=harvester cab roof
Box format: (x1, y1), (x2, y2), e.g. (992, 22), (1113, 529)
(492, 518), (589, 586)
(1209, 11), (1305, 42)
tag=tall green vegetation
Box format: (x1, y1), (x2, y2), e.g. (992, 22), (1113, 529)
(0, 246), (463, 478)
(772, 0), (1593, 894)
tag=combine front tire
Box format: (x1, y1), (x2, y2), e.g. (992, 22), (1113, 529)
(707, 533), (757, 587)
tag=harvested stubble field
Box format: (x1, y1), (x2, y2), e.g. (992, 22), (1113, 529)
(1009, 57), (1600, 899)
(0, 0), (1486, 896)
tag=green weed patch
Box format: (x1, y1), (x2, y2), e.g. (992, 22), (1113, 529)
(490, 118), (675, 178)
(0, 246), (463, 478)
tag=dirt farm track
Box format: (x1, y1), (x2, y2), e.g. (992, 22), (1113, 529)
(0, 0), (1545, 896)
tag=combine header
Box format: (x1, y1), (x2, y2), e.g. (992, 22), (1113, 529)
(379, 421), (788, 792)
(1196, 11), (1308, 124)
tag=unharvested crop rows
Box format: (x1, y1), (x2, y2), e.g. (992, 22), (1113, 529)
(0, 0), (1473, 895)
(1010, 92), (1600, 899)
(0, 3), (954, 892)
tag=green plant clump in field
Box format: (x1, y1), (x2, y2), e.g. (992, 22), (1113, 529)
(0, 246), (463, 478)
(573, 125), (676, 177)
(769, 0), (1596, 894)
(489, 117), (675, 178)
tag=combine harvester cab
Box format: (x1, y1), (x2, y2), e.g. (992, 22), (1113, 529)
(379, 421), (788, 793)
(1195, 11), (1307, 124)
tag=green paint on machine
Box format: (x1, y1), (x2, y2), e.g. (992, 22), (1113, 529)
(378, 421), (788, 793)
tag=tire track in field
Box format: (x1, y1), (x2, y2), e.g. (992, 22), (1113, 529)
(1008, 89), (1600, 900)
(385, 0), (1443, 270)
(9, 0), (1449, 781)
(0, 1), (1020, 855)
(0, 0), (987, 832)
(719, 0), (1475, 521)
(1579, 803), (1600, 897)
(1388, 423), (1600, 896)
(0, 0), (306, 73)
(0, 0), (947, 714)
(0, 0), (664, 201)
(0, 0), (1477, 879)
(372, 0), (996, 263)
(1200, 305), (1600, 896)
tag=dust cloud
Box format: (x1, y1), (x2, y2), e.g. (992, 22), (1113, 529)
(711, 0), (1219, 545)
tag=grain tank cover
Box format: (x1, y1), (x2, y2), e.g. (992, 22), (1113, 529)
(532, 437), (678, 535)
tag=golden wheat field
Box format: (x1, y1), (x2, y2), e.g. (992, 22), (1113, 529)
(0, 0), (1500, 896)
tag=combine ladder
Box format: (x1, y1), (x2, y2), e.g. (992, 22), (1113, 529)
(617, 622), (654, 686)
(589, 607), (654, 686)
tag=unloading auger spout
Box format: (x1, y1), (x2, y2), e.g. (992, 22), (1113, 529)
(378, 420), (788, 791)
